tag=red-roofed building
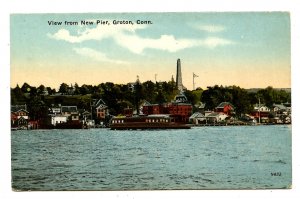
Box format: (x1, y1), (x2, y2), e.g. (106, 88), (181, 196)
(215, 102), (235, 116)
(142, 93), (193, 123)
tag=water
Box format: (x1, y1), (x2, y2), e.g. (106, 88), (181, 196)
(11, 125), (292, 190)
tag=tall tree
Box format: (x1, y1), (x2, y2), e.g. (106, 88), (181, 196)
(59, 83), (69, 94)
(21, 82), (31, 93)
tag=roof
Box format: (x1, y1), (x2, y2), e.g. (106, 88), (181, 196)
(61, 106), (77, 112)
(143, 103), (160, 107)
(283, 102), (291, 107)
(147, 114), (170, 118)
(207, 112), (228, 117)
(82, 111), (91, 115)
(141, 100), (151, 106)
(174, 93), (188, 103)
(96, 104), (108, 109)
(14, 109), (29, 113)
(189, 112), (205, 119)
(198, 103), (206, 109)
(254, 104), (269, 108)
(273, 104), (287, 110)
(94, 99), (107, 108)
(216, 102), (234, 109)
(11, 105), (27, 112)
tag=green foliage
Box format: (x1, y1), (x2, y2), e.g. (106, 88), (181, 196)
(11, 82), (291, 118)
(201, 85), (291, 116)
(59, 83), (69, 94)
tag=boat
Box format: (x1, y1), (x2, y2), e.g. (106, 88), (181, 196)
(110, 114), (191, 130)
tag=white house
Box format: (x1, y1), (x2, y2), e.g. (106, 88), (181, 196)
(253, 104), (270, 112)
(51, 115), (67, 126)
(273, 104), (288, 115)
(61, 106), (79, 121)
(189, 112), (206, 124)
(206, 112), (229, 123)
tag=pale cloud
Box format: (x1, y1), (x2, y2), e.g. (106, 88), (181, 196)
(202, 37), (234, 48)
(114, 34), (196, 54)
(195, 25), (226, 33)
(73, 47), (129, 65)
(48, 23), (234, 54)
(48, 23), (145, 43)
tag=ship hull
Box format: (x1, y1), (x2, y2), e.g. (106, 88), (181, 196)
(110, 115), (191, 130)
(110, 123), (191, 130)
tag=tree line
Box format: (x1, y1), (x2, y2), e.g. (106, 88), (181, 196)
(11, 81), (291, 120)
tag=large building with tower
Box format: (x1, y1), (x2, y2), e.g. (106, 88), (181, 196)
(142, 59), (192, 123)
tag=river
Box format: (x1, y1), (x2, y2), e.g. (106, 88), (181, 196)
(11, 125), (292, 190)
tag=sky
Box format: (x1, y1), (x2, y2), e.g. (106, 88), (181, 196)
(10, 12), (291, 90)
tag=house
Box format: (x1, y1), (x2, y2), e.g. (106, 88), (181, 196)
(46, 105), (82, 128)
(61, 106), (79, 121)
(206, 112), (229, 123)
(11, 105), (29, 129)
(49, 104), (62, 115)
(251, 104), (270, 120)
(142, 103), (162, 115)
(50, 115), (68, 126)
(272, 103), (291, 124)
(273, 104), (287, 115)
(167, 102), (192, 123)
(166, 93), (193, 123)
(80, 110), (91, 121)
(28, 120), (39, 129)
(189, 112), (206, 124)
(215, 102), (234, 115)
(283, 102), (291, 113)
(194, 102), (206, 114)
(94, 99), (109, 120)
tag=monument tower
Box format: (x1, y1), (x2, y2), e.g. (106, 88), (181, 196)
(176, 59), (185, 91)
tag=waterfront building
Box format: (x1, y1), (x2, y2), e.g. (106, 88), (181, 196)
(166, 94), (193, 123)
(251, 104), (270, 122)
(11, 105), (29, 129)
(194, 102), (206, 114)
(215, 102), (235, 116)
(271, 104), (291, 124)
(142, 93), (193, 123)
(272, 104), (288, 115)
(206, 112), (229, 123)
(80, 110), (91, 121)
(189, 112), (206, 124)
(94, 99), (109, 120)
(61, 106), (79, 121)
(48, 104), (62, 115)
(142, 103), (162, 115)
(50, 115), (68, 126)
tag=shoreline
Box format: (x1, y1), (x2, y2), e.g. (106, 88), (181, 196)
(11, 123), (292, 131)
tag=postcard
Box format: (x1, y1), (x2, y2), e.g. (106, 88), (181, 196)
(10, 12), (291, 191)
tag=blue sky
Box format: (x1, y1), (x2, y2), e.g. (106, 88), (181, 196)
(10, 12), (290, 89)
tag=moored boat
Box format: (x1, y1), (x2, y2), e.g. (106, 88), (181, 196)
(110, 114), (191, 130)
